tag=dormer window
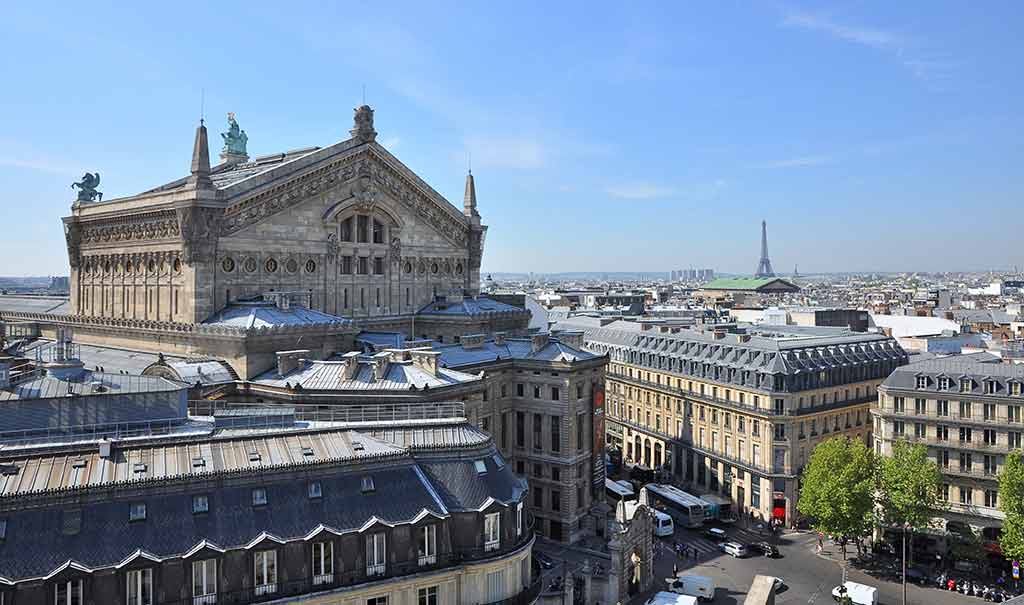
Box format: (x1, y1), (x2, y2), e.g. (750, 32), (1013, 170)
(308, 481), (322, 499)
(1013, 382), (1022, 396)
(129, 502), (146, 521)
(474, 460), (487, 475)
(484, 512), (501, 552)
(939, 377), (950, 390)
(192, 495), (209, 514)
(252, 488), (268, 506)
(361, 477), (375, 493)
(916, 376), (928, 389)
(985, 380), (998, 395)
(961, 378), (973, 393)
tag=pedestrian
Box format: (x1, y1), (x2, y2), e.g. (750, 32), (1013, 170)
(673, 563), (678, 576)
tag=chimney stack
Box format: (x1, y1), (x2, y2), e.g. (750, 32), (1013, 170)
(340, 351), (361, 380)
(276, 350), (309, 376)
(371, 351), (391, 381)
(410, 350), (441, 377)
(531, 333), (550, 353)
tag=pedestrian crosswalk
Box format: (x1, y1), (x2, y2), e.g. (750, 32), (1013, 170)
(656, 525), (779, 559)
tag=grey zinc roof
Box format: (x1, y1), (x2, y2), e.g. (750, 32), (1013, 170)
(356, 331), (406, 351)
(252, 359), (481, 391)
(0, 371), (183, 401)
(202, 302), (354, 329)
(0, 464), (442, 582)
(0, 296), (70, 314)
(7, 339), (181, 375)
(165, 359), (239, 385)
(418, 454), (526, 512)
(416, 297), (526, 317)
(142, 147), (322, 194)
(434, 337), (598, 369)
(883, 356), (1024, 393)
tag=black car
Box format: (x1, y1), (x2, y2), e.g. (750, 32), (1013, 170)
(534, 551), (556, 570)
(752, 541), (779, 557)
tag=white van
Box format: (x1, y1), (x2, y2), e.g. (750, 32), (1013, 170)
(666, 574), (715, 601)
(831, 581), (878, 605)
(721, 541), (748, 558)
(653, 511), (675, 537)
(646, 592), (698, 605)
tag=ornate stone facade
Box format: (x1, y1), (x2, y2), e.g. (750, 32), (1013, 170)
(62, 107), (487, 325)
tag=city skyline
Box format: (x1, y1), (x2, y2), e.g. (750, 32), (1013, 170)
(2, 2), (1023, 276)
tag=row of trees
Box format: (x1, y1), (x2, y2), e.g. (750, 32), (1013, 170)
(798, 436), (1024, 564)
(797, 437), (942, 560)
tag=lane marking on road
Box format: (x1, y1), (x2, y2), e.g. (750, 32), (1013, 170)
(806, 582), (824, 604)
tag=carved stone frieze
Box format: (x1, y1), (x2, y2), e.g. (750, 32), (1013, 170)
(78, 212), (180, 246)
(219, 151), (471, 249)
(177, 206), (222, 264)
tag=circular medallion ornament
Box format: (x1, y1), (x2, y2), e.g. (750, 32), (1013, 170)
(404, 261), (412, 274)
(222, 257), (235, 273)
(456, 262), (464, 275)
(305, 259), (317, 273)
(243, 257), (257, 273)
(148, 259), (156, 273)
(265, 258), (278, 273)
(172, 258), (182, 273)
(285, 258), (299, 274)
(431, 263), (439, 274)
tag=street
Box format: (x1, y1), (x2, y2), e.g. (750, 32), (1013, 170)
(627, 522), (990, 605)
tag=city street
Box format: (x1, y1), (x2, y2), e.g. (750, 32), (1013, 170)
(628, 522), (991, 605)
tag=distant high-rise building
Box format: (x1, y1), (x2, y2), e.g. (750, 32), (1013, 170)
(755, 220), (776, 278)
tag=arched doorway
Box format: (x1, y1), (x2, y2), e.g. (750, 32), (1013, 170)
(643, 439), (652, 467)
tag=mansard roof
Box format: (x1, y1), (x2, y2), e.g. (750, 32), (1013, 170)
(416, 296), (528, 317)
(202, 301), (354, 329)
(433, 336), (599, 368)
(883, 356), (1024, 395)
(251, 357), (481, 391)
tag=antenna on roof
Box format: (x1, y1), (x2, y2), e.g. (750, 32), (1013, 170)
(362, 84), (366, 105)
(200, 88), (205, 126)
(468, 151), (472, 175)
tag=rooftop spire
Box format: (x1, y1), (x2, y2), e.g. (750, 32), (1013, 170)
(463, 170), (479, 218)
(187, 121), (213, 189)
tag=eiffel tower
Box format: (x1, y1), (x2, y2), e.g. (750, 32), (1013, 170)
(755, 220), (775, 278)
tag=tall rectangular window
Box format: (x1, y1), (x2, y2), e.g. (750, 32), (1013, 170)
(366, 532), (387, 576)
(550, 416), (561, 452)
(126, 569), (153, 605)
(340, 217), (353, 241)
(357, 215), (369, 242)
(418, 587), (439, 605)
(533, 414), (542, 451)
(372, 219), (384, 244)
(55, 579), (83, 605)
(192, 559), (216, 604)
(484, 512), (501, 551)
(516, 412), (525, 447)
(358, 257), (369, 275)
(312, 541), (334, 585)
(373, 257), (384, 275)
(253, 550), (277, 596)
(417, 525), (437, 566)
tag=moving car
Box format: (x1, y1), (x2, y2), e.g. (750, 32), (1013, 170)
(534, 551), (555, 570)
(653, 510), (676, 537)
(665, 574), (715, 601)
(720, 541), (748, 558)
(704, 527), (728, 541)
(752, 541), (779, 557)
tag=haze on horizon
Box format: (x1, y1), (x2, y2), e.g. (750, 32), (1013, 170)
(2, 2), (1022, 277)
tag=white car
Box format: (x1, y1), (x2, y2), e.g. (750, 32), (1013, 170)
(770, 577), (785, 591)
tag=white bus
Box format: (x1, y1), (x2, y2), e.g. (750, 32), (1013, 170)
(644, 484), (708, 529)
(605, 478), (636, 502)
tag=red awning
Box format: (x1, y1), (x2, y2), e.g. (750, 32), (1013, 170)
(983, 541), (1003, 555)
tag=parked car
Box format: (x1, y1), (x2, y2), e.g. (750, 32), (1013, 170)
(720, 541), (748, 558)
(752, 541), (779, 557)
(704, 527), (728, 542)
(770, 577), (785, 591)
(534, 551), (555, 569)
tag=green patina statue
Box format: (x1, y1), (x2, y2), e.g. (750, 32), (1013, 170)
(221, 112), (248, 156)
(71, 172), (102, 202)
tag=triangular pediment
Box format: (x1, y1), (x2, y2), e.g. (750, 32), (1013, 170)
(219, 143), (471, 249)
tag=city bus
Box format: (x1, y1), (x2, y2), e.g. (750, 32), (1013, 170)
(605, 478), (636, 503)
(643, 484), (708, 529)
(701, 494), (736, 523)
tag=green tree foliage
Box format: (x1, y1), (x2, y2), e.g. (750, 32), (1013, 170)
(877, 440), (943, 529)
(797, 436), (876, 558)
(998, 451), (1024, 561)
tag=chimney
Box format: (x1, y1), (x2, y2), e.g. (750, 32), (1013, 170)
(461, 334), (487, 349)
(493, 332), (507, 346)
(276, 350), (309, 376)
(411, 350), (441, 377)
(557, 331), (584, 350)
(341, 351), (361, 380)
(371, 351), (391, 380)
(531, 333), (550, 353)
(98, 439), (114, 459)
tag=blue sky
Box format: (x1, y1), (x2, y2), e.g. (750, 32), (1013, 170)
(2, 2), (1022, 276)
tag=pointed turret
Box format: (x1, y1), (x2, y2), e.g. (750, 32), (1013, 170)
(463, 170), (479, 219)
(187, 121), (213, 189)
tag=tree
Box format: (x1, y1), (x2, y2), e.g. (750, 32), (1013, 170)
(797, 436), (876, 559)
(878, 440), (943, 528)
(877, 440), (943, 566)
(998, 450), (1024, 561)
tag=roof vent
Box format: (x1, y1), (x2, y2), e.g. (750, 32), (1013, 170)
(361, 476), (375, 493)
(71, 459), (87, 469)
(301, 446), (315, 457)
(249, 451), (261, 462)
(192, 457), (206, 468)
(98, 439), (114, 459)
(352, 439), (365, 452)
(133, 463), (147, 474)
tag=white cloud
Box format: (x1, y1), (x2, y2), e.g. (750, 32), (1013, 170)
(604, 182), (676, 200)
(781, 12), (904, 51)
(763, 155), (831, 169)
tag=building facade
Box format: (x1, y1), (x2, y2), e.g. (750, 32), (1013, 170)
(558, 319), (907, 525)
(874, 357), (1024, 548)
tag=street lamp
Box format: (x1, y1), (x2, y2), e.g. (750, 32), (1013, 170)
(901, 522), (911, 605)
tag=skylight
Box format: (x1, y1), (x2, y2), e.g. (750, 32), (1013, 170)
(475, 460), (487, 475)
